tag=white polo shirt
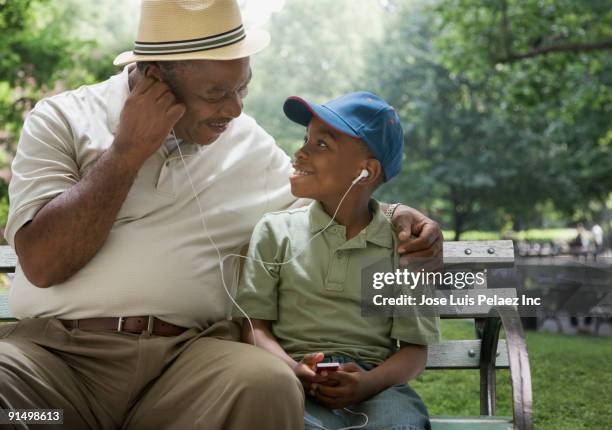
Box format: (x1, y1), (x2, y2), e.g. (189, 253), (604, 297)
(5, 67), (299, 329)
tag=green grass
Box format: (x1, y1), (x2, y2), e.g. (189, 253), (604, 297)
(442, 231), (503, 241)
(0, 274), (9, 289)
(413, 320), (612, 429)
(442, 228), (578, 242)
(513, 228), (577, 242)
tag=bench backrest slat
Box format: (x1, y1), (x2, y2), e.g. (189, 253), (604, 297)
(0, 246), (17, 273)
(0, 290), (12, 321)
(0, 247), (15, 321)
(443, 240), (514, 267)
(427, 339), (509, 369)
(0, 241), (515, 272)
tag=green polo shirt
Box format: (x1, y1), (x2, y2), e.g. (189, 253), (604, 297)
(234, 200), (439, 365)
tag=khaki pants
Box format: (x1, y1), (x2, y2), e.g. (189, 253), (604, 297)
(0, 318), (304, 430)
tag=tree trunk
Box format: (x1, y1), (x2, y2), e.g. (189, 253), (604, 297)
(451, 189), (465, 241)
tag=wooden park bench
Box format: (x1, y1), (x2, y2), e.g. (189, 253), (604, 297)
(0, 240), (532, 430)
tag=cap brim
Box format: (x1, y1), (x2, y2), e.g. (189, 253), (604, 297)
(283, 96), (359, 138)
(113, 28), (270, 66)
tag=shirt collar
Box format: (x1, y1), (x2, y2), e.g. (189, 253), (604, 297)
(308, 199), (394, 249)
(106, 65), (131, 135)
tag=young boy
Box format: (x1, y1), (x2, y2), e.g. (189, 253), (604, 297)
(233, 92), (439, 430)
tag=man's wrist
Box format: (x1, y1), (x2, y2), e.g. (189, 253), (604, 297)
(106, 144), (145, 176)
(384, 203), (401, 220)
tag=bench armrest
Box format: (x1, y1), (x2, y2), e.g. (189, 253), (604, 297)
(480, 306), (533, 430)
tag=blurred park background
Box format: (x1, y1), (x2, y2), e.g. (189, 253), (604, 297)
(0, 0), (610, 428)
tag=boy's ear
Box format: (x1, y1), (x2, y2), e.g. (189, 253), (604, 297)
(360, 159), (383, 185)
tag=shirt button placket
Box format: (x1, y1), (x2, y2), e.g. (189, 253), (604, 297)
(325, 248), (348, 291)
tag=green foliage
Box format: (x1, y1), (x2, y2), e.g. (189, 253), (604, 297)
(0, 0), (132, 144)
(0, 180), (8, 230)
(431, 0), (612, 226)
(0, 0), (136, 228)
(361, 0), (612, 238)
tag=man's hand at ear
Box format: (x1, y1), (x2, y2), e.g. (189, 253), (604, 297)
(114, 75), (185, 169)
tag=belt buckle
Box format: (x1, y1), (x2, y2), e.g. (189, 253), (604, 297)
(144, 316), (155, 336)
(117, 317), (125, 332)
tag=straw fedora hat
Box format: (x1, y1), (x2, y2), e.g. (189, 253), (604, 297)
(113, 0), (270, 66)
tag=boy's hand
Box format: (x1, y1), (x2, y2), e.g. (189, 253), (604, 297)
(313, 362), (377, 409)
(293, 352), (327, 395)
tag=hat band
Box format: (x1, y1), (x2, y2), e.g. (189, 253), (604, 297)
(134, 25), (246, 55)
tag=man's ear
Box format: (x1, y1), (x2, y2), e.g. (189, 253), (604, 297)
(144, 62), (163, 82)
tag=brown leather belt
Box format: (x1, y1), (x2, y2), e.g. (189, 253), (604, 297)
(59, 316), (188, 337)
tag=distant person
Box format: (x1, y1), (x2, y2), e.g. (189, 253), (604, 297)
(591, 223), (604, 259)
(569, 223), (589, 259)
(235, 92), (439, 430)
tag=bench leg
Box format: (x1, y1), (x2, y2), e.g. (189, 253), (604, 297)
(482, 306), (533, 430)
(479, 316), (499, 416)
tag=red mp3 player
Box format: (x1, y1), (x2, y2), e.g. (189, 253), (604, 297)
(315, 362), (340, 373)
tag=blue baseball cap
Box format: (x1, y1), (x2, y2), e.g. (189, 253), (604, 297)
(283, 91), (404, 181)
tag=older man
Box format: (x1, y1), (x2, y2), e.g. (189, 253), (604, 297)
(0, 1), (441, 429)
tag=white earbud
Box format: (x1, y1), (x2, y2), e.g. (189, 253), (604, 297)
(351, 169), (369, 185)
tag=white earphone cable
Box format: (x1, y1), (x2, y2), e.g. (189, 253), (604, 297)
(304, 408), (369, 430)
(174, 130), (366, 345)
(173, 131), (370, 430)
